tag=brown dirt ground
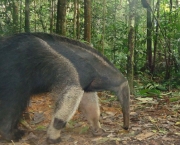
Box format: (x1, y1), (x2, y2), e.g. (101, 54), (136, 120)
(0, 92), (180, 145)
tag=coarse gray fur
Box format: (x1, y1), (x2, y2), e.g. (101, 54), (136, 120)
(0, 33), (130, 144)
(31, 33), (130, 134)
(0, 34), (84, 144)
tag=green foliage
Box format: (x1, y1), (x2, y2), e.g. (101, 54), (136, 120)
(91, 0), (129, 74)
(67, 120), (77, 128)
(36, 125), (46, 130)
(134, 71), (168, 98)
(79, 126), (89, 134)
(0, 0), (14, 35)
(165, 72), (180, 89)
(136, 88), (161, 98)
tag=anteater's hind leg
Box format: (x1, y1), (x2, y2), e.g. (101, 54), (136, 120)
(79, 92), (104, 136)
(47, 86), (84, 144)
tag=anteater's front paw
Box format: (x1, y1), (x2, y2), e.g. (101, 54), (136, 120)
(92, 128), (105, 136)
(13, 129), (25, 141)
(47, 137), (61, 144)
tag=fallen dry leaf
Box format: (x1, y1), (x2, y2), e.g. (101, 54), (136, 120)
(136, 132), (154, 140)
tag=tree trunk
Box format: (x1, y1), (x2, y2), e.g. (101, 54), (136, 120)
(12, 0), (18, 33)
(165, 0), (173, 79)
(73, 0), (77, 39)
(127, 0), (135, 94)
(49, 0), (53, 33)
(112, 0), (117, 62)
(25, 0), (30, 32)
(152, 0), (160, 74)
(84, 0), (91, 43)
(19, 0), (22, 32)
(170, 0), (172, 11)
(176, 0), (179, 5)
(101, 0), (106, 55)
(141, 0), (152, 73)
(38, 6), (46, 32)
(34, 0), (37, 32)
(76, 0), (80, 39)
(56, 0), (67, 35)
(147, 2), (152, 73)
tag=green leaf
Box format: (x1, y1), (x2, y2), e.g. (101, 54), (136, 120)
(79, 126), (89, 134)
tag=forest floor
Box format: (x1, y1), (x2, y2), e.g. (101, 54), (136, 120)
(0, 92), (180, 145)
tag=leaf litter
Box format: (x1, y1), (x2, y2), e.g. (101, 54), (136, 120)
(0, 92), (180, 145)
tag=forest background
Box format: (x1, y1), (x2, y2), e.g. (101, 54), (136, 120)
(1, 0), (180, 144)
(0, 0), (180, 99)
